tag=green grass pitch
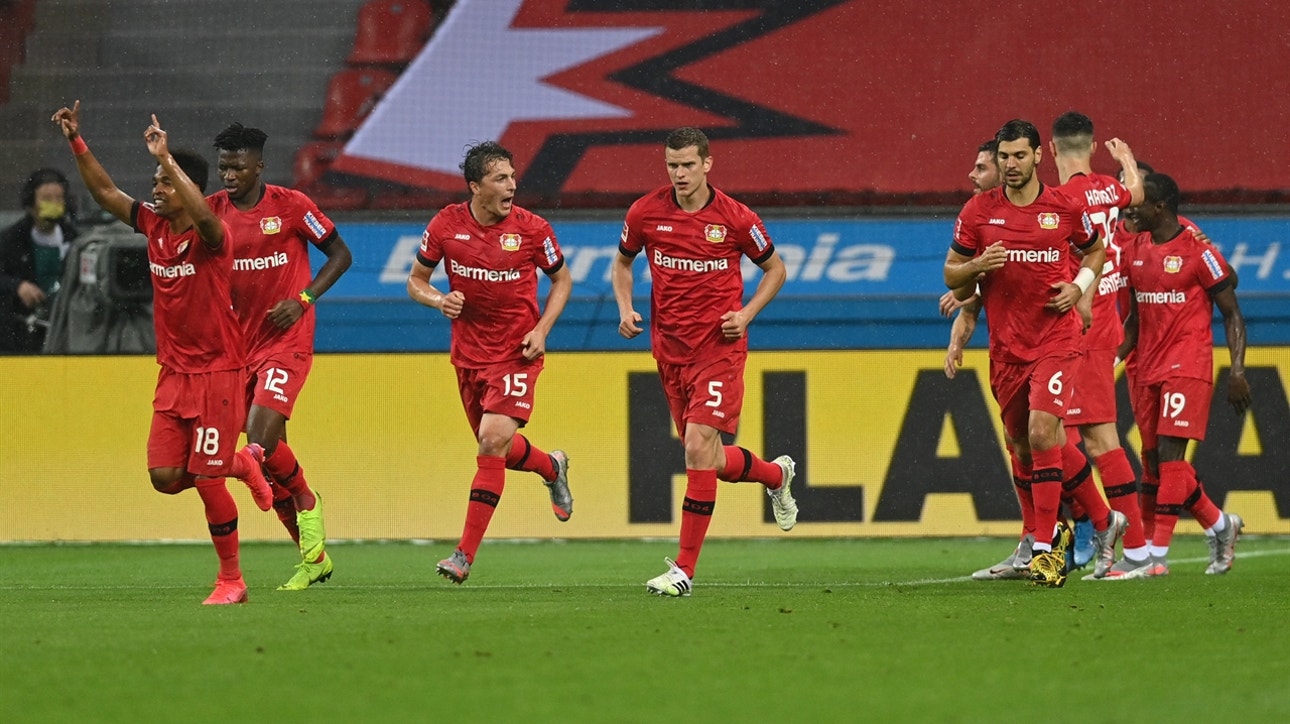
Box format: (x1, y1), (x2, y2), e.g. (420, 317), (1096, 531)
(3, 537), (1289, 723)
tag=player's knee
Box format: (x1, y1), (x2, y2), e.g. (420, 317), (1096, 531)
(476, 431), (512, 457)
(149, 468), (191, 495)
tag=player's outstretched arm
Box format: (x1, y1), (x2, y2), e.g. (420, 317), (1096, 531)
(1106, 138), (1144, 207)
(611, 251), (643, 339)
(52, 101), (135, 225)
(144, 115), (223, 250)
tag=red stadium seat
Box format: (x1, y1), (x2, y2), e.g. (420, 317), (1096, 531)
(347, 0), (435, 66)
(292, 141), (369, 210)
(313, 68), (397, 139)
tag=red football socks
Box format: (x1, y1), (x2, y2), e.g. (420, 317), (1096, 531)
(507, 434), (557, 481)
(459, 455), (506, 564)
(1094, 448), (1145, 548)
(675, 468), (718, 578)
(718, 445), (783, 487)
(195, 478), (241, 580)
(264, 441), (316, 511)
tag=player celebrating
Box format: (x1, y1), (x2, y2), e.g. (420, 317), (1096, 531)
(408, 141), (574, 585)
(611, 127), (798, 597)
(1114, 173), (1248, 578)
(53, 102), (272, 605)
(943, 119), (1115, 588)
(209, 123), (353, 591)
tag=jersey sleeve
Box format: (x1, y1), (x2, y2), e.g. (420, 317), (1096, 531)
(739, 210), (775, 265)
(1071, 206), (1099, 252)
(619, 201), (645, 257)
(950, 202), (981, 257)
(292, 190), (338, 247)
(534, 218), (565, 275)
(416, 215), (444, 267)
(1197, 243), (1233, 293)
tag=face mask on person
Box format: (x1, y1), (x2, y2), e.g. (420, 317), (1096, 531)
(36, 200), (66, 221)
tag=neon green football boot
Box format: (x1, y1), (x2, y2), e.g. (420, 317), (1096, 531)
(278, 493), (332, 591)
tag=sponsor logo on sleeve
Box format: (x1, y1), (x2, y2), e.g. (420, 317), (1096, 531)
(750, 224), (769, 251)
(1164, 255), (1184, 274)
(420, 229), (431, 253)
(542, 236), (558, 265)
(620, 222), (629, 243)
(259, 217), (283, 235)
(303, 211), (327, 239)
(500, 233), (522, 252)
(1201, 249), (1224, 279)
(704, 224), (727, 243)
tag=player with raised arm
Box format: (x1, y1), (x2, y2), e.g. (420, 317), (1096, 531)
(408, 141), (574, 585)
(611, 127), (796, 597)
(1112, 173), (1248, 578)
(209, 123), (353, 591)
(943, 119), (1118, 588)
(53, 102), (272, 604)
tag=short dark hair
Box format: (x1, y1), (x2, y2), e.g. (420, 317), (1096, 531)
(977, 139), (999, 160)
(995, 119), (1041, 150)
(20, 167), (70, 209)
(1136, 160), (1155, 175)
(212, 122), (268, 154)
(666, 127), (710, 158)
(1052, 111), (1094, 154)
(170, 149), (210, 193)
(1143, 172), (1180, 215)
(460, 141), (513, 188)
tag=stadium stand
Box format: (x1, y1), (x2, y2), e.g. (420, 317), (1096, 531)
(347, 0), (436, 66)
(292, 140), (369, 209)
(0, 0), (369, 212)
(313, 68), (398, 140)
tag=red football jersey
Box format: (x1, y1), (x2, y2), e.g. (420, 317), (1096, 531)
(209, 185), (337, 362)
(1062, 172), (1133, 351)
(620, 184), (775, 365)
(417, 203), (564, 369)
(131, 202), (244, 373)
(951, 184), (1098, 364)
(1122, 226), (1233, 385)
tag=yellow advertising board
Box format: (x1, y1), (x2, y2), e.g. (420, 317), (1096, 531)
(2, 350), (1287, 541)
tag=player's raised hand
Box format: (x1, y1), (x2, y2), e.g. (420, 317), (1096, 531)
(51, 100), (81, 139)
(618, 310), (643, 339)
(144, 114), (169, 158)
(1104, 138), (1134, 164)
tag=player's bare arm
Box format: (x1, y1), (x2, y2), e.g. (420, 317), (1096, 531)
(52, 101), (135, 224)
(938, 286), (978, 317)
(943, 297), (980, 379)
(522, 265), (572, 360)
(721, 251), (786, 339)
(407, 257), (464, 319)
(943, 242), (1005, 291)
(1213, 285), (1251, 414)
(145, 115), (223, 250)
(268, 236), (353, 329)
(1105, 138), (1144, 206)
(610, 251), (643, 339)
(1116, 296), (1139, 362)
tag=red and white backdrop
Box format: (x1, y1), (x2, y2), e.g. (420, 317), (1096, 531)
(334, 0), (1290, 207)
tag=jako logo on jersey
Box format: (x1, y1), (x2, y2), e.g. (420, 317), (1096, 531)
(653, 249), (729, 272)
(455, 234), (471, 240)
(449, 258), (520, 282)
(655, 225), (673, 232)
(1164, 255), (1183, 274)
(1201, 249), (1224, 279)
(260, 217), (283, 235)
(1038, 212), (1059, 229)
(150, 261), (196, 278)
(705, 224), (727, 243)
(1006, 247), (1061, 263)
(303, 211), (326, 239)
(1137, 290), (1186, 304)
(542, 236), (558, 265)
(750, 224), (769, 251)
(234, 251), (288, 271)
(499, 233), (522, 252)
(989, 218), (1006, 225)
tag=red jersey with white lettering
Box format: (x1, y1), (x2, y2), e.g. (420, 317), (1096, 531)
(209, 185), (337, 362)
(417, 202), (564, 369)
(1122, 226), (1233, 385)
(620, 184), (775, 365)
(951, 183), (1098, 364)
(131, 201), (244, 373)
(1062, 172), (1133, 351)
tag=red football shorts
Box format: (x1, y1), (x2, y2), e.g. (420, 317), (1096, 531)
(455, 356), (544, 433)
(1132, 376), (1213, 449)
(246, 350), (313, 418)
(657, 352), (747, 437)
(147, 366), (248, 476)
(1065, 346), (1118, 426)
(990, 352), (1079, 443)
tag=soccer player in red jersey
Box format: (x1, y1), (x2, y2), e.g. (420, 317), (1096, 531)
(407, 141), (574, 585)
(611, 127), (798, 597)
(943, 119), (1109, 587)
(52, 102), (272, 605)
(1046, 111), (1142, 579)
(1113, 173), (1249, 578)
(209, 123), (353, 590)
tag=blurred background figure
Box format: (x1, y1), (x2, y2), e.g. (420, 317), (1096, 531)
(0, 167), (79, 353)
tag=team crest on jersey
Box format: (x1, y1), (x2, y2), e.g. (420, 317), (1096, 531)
(704, 224), (727, 243)
(259, 216), (283, 235)
(499, 233), (522, 252)
(1164, 255), (1184, 274)
(1037, 212), (1059, 229)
